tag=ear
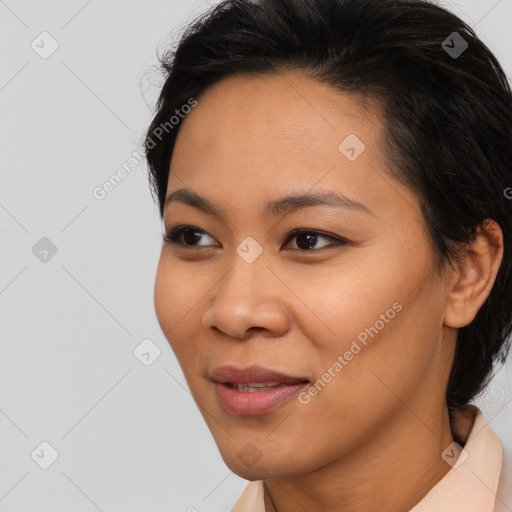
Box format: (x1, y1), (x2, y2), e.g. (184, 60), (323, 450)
(443, 219), (504, 329)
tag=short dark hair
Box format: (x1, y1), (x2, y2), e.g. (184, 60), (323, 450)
(144, 0), (512, 407)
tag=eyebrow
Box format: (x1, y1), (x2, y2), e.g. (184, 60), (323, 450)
(164, 188), (374, 219)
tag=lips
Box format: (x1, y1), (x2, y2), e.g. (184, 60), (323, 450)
(210, 365), (310, 415)
(210, 365), (309, 386)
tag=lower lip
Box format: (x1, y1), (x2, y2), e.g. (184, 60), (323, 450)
(214, 382), (308, 415)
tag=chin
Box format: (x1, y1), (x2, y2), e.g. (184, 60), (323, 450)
(230, 467), (267, 480)
(219, 449), (296, 480)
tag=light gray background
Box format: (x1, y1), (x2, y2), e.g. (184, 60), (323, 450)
(1, 1), (511, 511)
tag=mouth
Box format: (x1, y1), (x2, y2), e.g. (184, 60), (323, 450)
(210, 365), (310, 415)
(211, 364), (309, 385)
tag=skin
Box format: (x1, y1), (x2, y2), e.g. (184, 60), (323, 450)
(153, 71), (504, 512)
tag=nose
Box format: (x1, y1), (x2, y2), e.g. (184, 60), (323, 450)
(201, 253), (290, 340)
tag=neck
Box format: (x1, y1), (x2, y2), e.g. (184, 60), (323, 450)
(263, 404), (455, 512)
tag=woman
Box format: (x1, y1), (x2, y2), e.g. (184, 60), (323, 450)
(144, 0), (512, 510)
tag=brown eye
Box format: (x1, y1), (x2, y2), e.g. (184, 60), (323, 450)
(284, 229), (348, 251)
(163, 226), (217, 247)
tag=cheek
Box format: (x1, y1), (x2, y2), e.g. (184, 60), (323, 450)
(153, 257), (197, 347)
(297, 255), (441, 395)
(313, 285), (444, 422)
(153, 258), (175, 335)
(154, 255), (200, 321)
(153, 256), (213, 367)
(283, 259), (402, 357)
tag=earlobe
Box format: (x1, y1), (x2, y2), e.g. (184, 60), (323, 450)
(443, 219), (504, 329)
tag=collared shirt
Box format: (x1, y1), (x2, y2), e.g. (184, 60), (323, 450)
(230, 405), (511, 512)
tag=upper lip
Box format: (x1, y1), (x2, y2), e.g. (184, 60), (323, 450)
(210, 365), (309, 385)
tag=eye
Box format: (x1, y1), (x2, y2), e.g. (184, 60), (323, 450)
(163, 226), (218, 247)
(163, 226), (347, 252)
(284, 229), (347, 251)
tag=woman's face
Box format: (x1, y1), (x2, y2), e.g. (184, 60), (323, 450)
(154, 71), (456, 479)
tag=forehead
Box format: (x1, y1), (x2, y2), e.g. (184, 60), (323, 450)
(177, 70), (379, 147)
(167, 71), (419, 224)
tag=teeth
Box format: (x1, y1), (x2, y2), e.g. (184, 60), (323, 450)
(228, 381), (283, 392)
(245, 382), (281, 387)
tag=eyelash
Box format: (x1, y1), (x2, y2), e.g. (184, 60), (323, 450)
(162, 225), (348, 252)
